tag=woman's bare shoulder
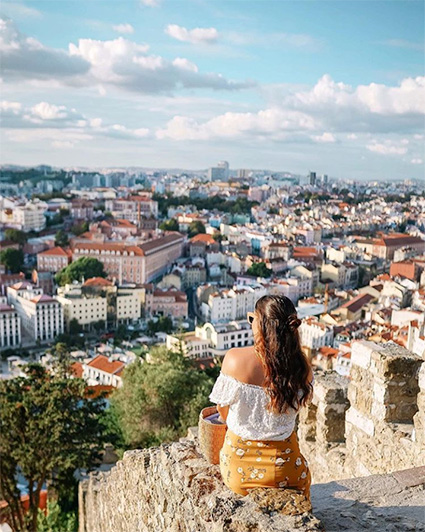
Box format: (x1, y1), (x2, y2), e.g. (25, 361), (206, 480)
(221, 346), (259, 381)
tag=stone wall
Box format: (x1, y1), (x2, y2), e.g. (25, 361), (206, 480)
(78, 438), (324, 532)
(79, 340), (425, 530)
(298, 340), (425, 483)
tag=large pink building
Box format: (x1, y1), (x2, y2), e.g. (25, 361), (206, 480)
(72, 233), (184, 284)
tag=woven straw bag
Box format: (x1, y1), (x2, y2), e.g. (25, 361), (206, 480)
(198, 405), (227, 465)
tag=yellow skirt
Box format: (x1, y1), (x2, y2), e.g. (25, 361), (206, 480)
(219, 427), (312, 500)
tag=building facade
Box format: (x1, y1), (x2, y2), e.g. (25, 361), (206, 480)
(7, 282), (63, 343)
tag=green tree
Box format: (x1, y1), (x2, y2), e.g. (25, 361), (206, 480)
(54, 230), (69, 248)
(55, 257), (106, 286)
(147, 316), (173, 335)
(247, 262), (272, 278)
(37, 500), (77, 532)
(0, 248), (24, 273)
(70, 221), (89, 236)
(188, 220), (206, 238)
(0, 363), (108, 532)
(68, 319), (82, 335)
(4, 229), (27, 246)
(110, 346), (214, 449)
(159, 219), (179, 231)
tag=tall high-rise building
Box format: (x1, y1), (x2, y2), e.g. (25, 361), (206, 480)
(208, 161), (229, 181)
(237, 169), (251, 178)
(309, 171), (316, 186)
(322, 174), (328, 185)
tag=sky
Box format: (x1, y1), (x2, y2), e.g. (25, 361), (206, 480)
(0, 0), (424, 180)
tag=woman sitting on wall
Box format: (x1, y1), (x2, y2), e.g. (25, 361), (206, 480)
(209, 294), (314, 501)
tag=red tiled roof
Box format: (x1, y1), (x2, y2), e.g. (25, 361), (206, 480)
(318, 346), (339, 357)
(83, 277), (113, 287)
(87, 354), (125, 375)
(38, 246), (69, 257)
(340, 293), (374, 313)
(71, 361), (83, 378)
(113, 219), (136, 228)
(190, 233), (216, 244)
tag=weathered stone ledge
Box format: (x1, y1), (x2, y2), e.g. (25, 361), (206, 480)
(79, 436), (324, 532)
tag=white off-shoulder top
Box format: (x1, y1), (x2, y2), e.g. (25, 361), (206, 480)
(208, 371), (314, 441)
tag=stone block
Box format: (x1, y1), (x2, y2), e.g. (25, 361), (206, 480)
(351, 340), (382, 370)
(345, 406), (375, 437)
(370, 343), (422, 378)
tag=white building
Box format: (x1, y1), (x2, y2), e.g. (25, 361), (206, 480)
(0, 296), (21, 349)
(56, 283), (107, 330)
(117, 287), (143, 323)
(0, 196), (47, 232)
(166, 319), (254, 359)
(201, 284), (267, 323)
(82, 354), (125, 388)
(299, 317), (334, 351)
(270, 277), (313, 304)
(7, 282), (63, 343)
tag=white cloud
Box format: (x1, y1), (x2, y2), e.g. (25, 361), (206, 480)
(156, 74), (425, 143)
(156, 108), (316, 141)
(0, 17), (89, 79)
(1, 99), (151, 142)
(31, 102), (68, 120)
(113, 24), (134, 35)
(172, 57), (198, 72)
(411, 158), (423, 164)
(1, 19), (252, 94)
(140, 0), (159, 6)
(67, 36), (251, 92)
(312, 132), (336, 143)
(1, 100), (21, 113)
(52, 140), (75, 149)
(165, 24), (218, 44)
(366, 141), (408, 155)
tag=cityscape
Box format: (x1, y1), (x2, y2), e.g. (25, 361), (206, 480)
(0, 0), (424, 531)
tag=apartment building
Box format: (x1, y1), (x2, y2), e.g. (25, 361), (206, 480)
(105, 195), (158, 226)
(166, 319), (253, 359)
(116, 287), (143, 323)
(201, 284), (267, 323)
(71, 199), (94, 220)
(7, 282), (63, 343)
(37, 246), (71, 273)
(72, 233), (184, 284)
(299, 317), (334, 352)
(56, 283), (107, 330)
(321, 261), (359, 289)
(0, 297), (21, 349)
(151, 289), (188, 318)
(0, 196), (47, 232)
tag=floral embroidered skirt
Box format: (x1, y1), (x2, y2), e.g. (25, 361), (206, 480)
(219, 427), (312, 500)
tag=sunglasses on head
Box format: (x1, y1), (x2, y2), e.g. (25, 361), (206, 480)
(247, 312), (255, 324)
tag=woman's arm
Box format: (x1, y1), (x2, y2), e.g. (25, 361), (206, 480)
(216, 348), (238, 422)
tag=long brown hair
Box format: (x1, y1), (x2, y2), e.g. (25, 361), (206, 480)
(253, 295), (313, 414)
